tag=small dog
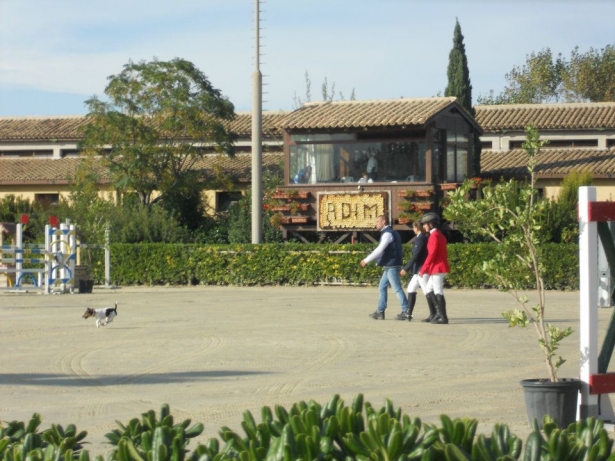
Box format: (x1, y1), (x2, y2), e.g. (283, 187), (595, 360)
(83, 302), (118, 328)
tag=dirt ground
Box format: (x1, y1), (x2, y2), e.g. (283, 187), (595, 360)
(0, 286), (600, 456)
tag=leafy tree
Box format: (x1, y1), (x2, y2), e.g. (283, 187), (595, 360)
(227, 170), (283, 244)
(540, 170), (593, 243)
(478, 45), (615, 104)
(444, 19), (481, 175)
(445, 19), (472, 110)
(563, 45), (615, 102)
(444, 125), (572, 382)
(80, 58), (237, 208)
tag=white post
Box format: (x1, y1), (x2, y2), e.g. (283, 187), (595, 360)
(579, 186), (599, 418)
(69, 224), (76, 293)
(44, 224), (51, 294)
(60, 223), (68, 293)
(16, 223), (22, 287)
(105, 224), (111, 287)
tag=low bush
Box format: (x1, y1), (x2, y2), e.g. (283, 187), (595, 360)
(90, 243), (579, 289)
(1, 396), (612, 461)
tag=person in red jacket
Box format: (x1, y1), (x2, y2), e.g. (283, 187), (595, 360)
(418, 212), (450, 324)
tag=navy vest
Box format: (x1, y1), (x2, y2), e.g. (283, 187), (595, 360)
(378, 227), (403, 267)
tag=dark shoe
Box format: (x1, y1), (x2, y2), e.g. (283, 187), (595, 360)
(407, 292), (417, 317)
(369, 310), (385, 320)
(431, 294), (449, 324)
(395, 312), (411, 321)
(423, 292), (437, 322)
(431, 315), (449, 324)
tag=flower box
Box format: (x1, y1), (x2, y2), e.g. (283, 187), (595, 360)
(415, 203), (432, 211)
(398, 218), (411, 225)
(398, 189), (434, 198)
(440, 183), (459, 191)
(280, 216), (309, 224)
(271, 191), (309, 200)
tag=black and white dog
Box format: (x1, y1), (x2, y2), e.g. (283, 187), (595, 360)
(83, 302), (118, 328)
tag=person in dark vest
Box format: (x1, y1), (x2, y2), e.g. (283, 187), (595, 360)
(360, 214), (409, 320)
(399, 221), (429, 321)
(418, 212), (450, 324)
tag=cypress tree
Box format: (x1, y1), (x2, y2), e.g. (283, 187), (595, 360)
(445, 19), (481, 175)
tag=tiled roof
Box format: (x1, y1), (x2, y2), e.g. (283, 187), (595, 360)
(280, 97), (465, 130)
(481, 148), (615, 178)
(0, 157), (112, 185)
(0, 116), (88, 141)
(193, 152), (283, 182)
(0, 152), (283, 185)
(0, 112), (287, 142)
(227, 111), (287, 136)
(475, 102), (615, 132)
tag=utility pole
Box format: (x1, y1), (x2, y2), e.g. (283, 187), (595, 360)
(251, 0), (263, 243)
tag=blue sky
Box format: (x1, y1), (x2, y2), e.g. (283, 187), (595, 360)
(0, 0), (613, 117)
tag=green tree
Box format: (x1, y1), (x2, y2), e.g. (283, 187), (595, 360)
(540, 170), (593, 243)
(478, 45), (615, 104)
(445, 19), (472, 111)
(444, 18), (481, 175)
(563, 45), (615, 102)
(444, 125), (572, 382)
(80, 58), (236, 208)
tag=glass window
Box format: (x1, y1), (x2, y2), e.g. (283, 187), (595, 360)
(445, 131), (470, 182)
(289, 140), (426, 184)
(290, 133), (355, 142)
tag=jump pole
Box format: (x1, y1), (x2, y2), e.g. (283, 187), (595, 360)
(579, 186), (599, 418)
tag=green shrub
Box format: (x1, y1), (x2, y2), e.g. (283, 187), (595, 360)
(3, 397), (615, 461)
(90, 242), (579, 289)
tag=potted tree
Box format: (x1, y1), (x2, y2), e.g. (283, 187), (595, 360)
(443, 124), (580, 428)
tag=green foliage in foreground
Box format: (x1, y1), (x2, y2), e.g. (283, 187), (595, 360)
(1, 396), (614, 461)
(88, 242), (578, 289)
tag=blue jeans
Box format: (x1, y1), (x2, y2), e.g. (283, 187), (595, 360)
(377, 266), (409, 312)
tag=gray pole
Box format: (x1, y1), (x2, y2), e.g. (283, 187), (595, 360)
(251, 0), (263, 243)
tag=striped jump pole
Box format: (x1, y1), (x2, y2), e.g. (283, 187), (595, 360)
(579, 186), (615, 420)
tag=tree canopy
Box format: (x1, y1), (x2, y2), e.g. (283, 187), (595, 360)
(80, 58), (237, 207)
(444, 19), (481, 175)
(478, 45), (615, 104)
(445, 19), (472, 111)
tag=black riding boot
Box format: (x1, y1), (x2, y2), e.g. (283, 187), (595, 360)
(422, 292), (437, 322)
(406, 292), (417, 321)
(431, 294), (449, 324)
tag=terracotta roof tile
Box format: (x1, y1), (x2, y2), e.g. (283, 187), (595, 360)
(481, 147), (615, 177)
(226, 111), (287, 136)
(0, 112), (287, 142)
(0, 116), (88, 141)
(0, 152), (283, 185)
(0, 157), (112, 184)
(475, 102), (615, 132)
(280, 97), (462, 130)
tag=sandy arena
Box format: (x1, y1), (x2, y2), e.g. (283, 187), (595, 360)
(0, 286), (598, 455)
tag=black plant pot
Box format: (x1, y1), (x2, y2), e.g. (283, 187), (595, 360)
(78, 279), (94, 294)
(520, 378), (582, 428)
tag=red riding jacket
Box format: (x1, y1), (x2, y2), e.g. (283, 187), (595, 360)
(420, 228), (450, 276)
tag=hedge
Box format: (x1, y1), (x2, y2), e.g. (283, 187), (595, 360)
(89, 242), (579, 290)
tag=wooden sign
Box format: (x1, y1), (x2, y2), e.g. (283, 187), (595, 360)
(318, 192), (388, 230)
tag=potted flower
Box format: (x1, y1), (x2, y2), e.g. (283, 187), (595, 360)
(398, 201), (417, 212)
(400, 189), (417, 198)
(397, 211), (422, 225)
(443, 124), (580, 428)
(269, 212), (284, 228)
